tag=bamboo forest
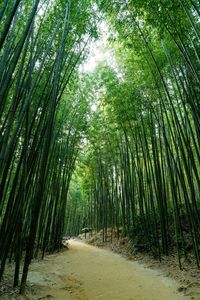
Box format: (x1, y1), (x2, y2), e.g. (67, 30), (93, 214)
(0, 0), (200, 299)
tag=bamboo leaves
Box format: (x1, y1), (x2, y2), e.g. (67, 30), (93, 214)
(70, 0), (200, 267)
(0, 0), (97, 294)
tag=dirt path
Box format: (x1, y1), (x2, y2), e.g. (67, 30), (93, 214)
(25, 240), (190, 300)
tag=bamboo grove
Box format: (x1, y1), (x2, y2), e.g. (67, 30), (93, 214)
(66, 0), (200, 269)
(0, 0), (97, 294)
(0, 0), (200, 295)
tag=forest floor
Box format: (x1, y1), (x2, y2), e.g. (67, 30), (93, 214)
(81, 230), (200, 300)
(1, 239), (199, 300)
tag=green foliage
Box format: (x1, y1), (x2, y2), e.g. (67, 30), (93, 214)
(0, 0), (99, 293)
(0, 0), (200, 295)
(67, 0), (200, 268)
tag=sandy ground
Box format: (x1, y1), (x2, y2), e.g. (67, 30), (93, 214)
(84, 231), (200, 300)
(3, 240), (194, 300)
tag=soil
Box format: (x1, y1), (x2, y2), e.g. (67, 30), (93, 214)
(1, 239), (199, 300)
(83, 230), (200, 300)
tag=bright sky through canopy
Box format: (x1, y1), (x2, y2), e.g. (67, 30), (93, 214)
(79, 21), (120, 75)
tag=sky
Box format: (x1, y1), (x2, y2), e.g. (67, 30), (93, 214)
(79, 21), (119, 74)
(78, 21), (124, 113)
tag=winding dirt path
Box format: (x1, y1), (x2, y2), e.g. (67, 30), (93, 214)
(26, 240), (189, 300)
